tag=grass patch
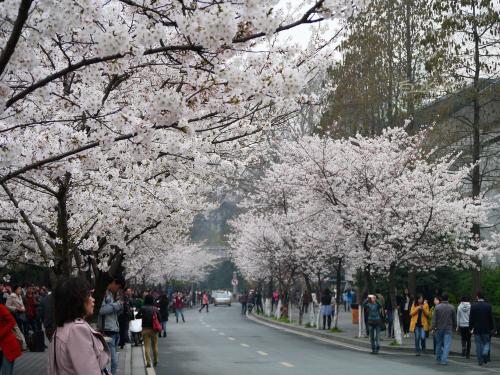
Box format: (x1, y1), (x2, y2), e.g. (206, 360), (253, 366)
(389, 340), (401, 346)
(329, 327), (343, 333)
(304, 322), (314, 328)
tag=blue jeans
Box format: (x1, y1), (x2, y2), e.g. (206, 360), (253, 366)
(175, 308), (185, 322)
(474, 334), (490, 364)
(414, 326), (426, 353)
(161, 320), (167, 334)
(369, 323), (381, 352)
(106, 332), (120, 375)
(0, 352), (15, 375)
(435, 329), (452, 364)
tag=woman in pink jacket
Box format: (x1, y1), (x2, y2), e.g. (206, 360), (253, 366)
(48, 277), (111, 375)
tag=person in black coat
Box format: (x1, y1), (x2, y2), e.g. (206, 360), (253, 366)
(159, 294), (169, 338)
(469, 291), (495, 366)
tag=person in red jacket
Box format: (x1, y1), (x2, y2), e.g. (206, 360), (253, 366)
(174, 292), (186, 323)
(0, 303), (22, 375)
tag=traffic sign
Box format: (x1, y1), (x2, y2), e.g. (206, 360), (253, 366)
(231, 278), (238, 286)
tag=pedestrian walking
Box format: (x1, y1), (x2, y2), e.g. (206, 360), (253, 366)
(399, 288), (412, 338)
(240, 291), (248, 315)
(41, 292), (55, 342)
(272, 290), (279, 312)
(430, 296), (440, 354)
(98, 276), (125, 375)
(255, 290), (264, 314)
(469, 291), (495, 366)
(410, 294), (430, 356)
(48, 277), (110, 375)
(0, 303), (22, 375)
(24, 289), (39, 334)
(385, 293), (394, 338)
(303, 291), (311, 313)
(199, 291), (209, 313)
(158, 295), (169, 338)
(5, 286), (27, 336)
(320, 289), (333, 330)
(174, 292), (186, 323)
(363, 294), (383, 354)
(457, 296), (471, 358)
(431, 293), (456, 365)
(118, 287), (134, 349)
(137, 295), (160, 368)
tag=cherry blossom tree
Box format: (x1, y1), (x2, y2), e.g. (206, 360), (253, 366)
(230, 126), (496, 339)
(1, 0), (369, 294)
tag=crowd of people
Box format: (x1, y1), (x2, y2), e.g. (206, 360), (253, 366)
(0, 277), (212, 375)
(360, 290), (495, 366)
(239, 289), (263, 315)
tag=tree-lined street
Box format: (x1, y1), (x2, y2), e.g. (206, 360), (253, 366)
(1, 0), (499, 374)
(158, 306), (500, 375)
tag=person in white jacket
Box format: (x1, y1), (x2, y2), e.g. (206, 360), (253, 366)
(457, 296), (471, 358)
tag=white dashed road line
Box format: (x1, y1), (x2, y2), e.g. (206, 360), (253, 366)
(240, 343), (250, 348)
(257, 351), (268, 356)
(280, 362), (294, 368)
(228, 337), (236, 341)
(218, 332), (225, 336)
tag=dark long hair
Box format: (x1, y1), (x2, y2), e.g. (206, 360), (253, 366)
(54, 277), (92, 327)
(413, 293), (424, 307)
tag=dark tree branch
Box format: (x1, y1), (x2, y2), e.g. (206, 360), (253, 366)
(0, 0), (33, 76)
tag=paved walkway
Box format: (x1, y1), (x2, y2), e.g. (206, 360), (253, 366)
(13, 342), (131, 375)
(263, 304), (499, 356)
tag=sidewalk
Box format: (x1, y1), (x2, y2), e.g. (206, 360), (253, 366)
(252, 304), (499, 356)
(13, 342), (141, 375)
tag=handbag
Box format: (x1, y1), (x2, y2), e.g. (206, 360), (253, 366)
(152, 309), (162, 332)
(13, 324), (27, 351)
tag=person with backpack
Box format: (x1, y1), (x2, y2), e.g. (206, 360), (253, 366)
(457, 296), (472, 358)
(137, 295), (161, 368)
(0, 303), (22, 375)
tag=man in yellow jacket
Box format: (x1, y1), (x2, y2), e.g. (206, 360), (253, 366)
(410, 294), (430, 356)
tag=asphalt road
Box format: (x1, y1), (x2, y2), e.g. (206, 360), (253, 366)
(155, 305), (500, 375)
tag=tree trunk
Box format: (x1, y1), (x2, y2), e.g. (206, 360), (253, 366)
(471, 8), (482, 295)
(405, 0), (415, 133)
(264, 298), (271, 317)
(363, 268), (373, 295)
(408, 270), (416, 297)
(298, 286), (304, 325)
(358, 303), (364, 338)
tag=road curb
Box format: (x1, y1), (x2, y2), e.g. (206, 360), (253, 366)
(248, 312), (466, 357)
